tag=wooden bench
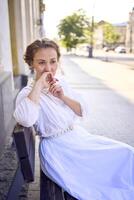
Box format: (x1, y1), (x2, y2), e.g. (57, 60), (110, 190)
(7, 124), (77, 200)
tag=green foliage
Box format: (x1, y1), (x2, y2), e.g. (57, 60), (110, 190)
(57, 9), (91, 50)
(103, 23), (120, 45)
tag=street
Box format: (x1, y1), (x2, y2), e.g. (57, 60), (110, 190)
(74, 48), (134, 68)
(94, 50), (134, 69)
(61, 54), (134, 146)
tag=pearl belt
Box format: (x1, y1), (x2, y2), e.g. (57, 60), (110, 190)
(40, 124), (74, 139)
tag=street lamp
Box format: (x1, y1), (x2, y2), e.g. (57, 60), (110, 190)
(88, 15), (94, 58)
(88, 0), (95, 58)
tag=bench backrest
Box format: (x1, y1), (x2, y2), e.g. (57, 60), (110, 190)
(13, 124), (35, 182)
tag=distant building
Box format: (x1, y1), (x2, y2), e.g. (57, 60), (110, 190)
(126, 7), (134, 53)
(94, 20), (127, 49)
(94, 20), (106, 49)
(113, 22), (127, 45)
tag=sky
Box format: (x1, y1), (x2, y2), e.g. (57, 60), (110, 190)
(43, 0), (134, 38)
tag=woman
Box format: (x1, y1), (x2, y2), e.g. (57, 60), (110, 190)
(14, 38), (134, 200)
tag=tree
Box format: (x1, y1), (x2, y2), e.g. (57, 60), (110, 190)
(103, 23), (120, 46)
(57, 9), (90, 51)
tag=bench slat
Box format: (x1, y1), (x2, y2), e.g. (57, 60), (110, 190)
(13, 124), (35, 182)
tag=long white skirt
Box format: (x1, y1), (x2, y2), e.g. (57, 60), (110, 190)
(39, 125), (134, 200)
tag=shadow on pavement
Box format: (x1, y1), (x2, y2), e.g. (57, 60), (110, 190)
(61, 55), (134, 147)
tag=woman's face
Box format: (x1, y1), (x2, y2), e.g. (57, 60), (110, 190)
(32, 47), (59, 79)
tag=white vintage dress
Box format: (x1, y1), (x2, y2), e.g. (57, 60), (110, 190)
(14, 76), (134, 200)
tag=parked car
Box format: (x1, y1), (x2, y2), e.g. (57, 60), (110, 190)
(103, 46), (115, 52)
(114, 46), (126, 53)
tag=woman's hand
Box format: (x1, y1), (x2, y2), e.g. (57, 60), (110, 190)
(49, 81), (64, 99)
(36, 72), (56, 90)
(28, 72), (57, 103)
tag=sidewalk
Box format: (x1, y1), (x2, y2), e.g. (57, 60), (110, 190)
(61, 54), (134, 103)
(27, 54), (134, 199)
(27, 138), (40, 200)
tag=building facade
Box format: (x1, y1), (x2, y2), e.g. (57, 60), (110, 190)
(114, 23), (127, 46)
(94, 20), (127, 49)
(126, 7), (134, 53)
(0, 0), (45, 198)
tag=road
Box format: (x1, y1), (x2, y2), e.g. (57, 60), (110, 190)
(60, 54), (134, 146)
(94, 50), (134, 69)
(74, 49), (134, 68)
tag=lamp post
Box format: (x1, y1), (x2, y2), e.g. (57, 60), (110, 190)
(88, 15), (94, 58)
(88, 1), (95, 58)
